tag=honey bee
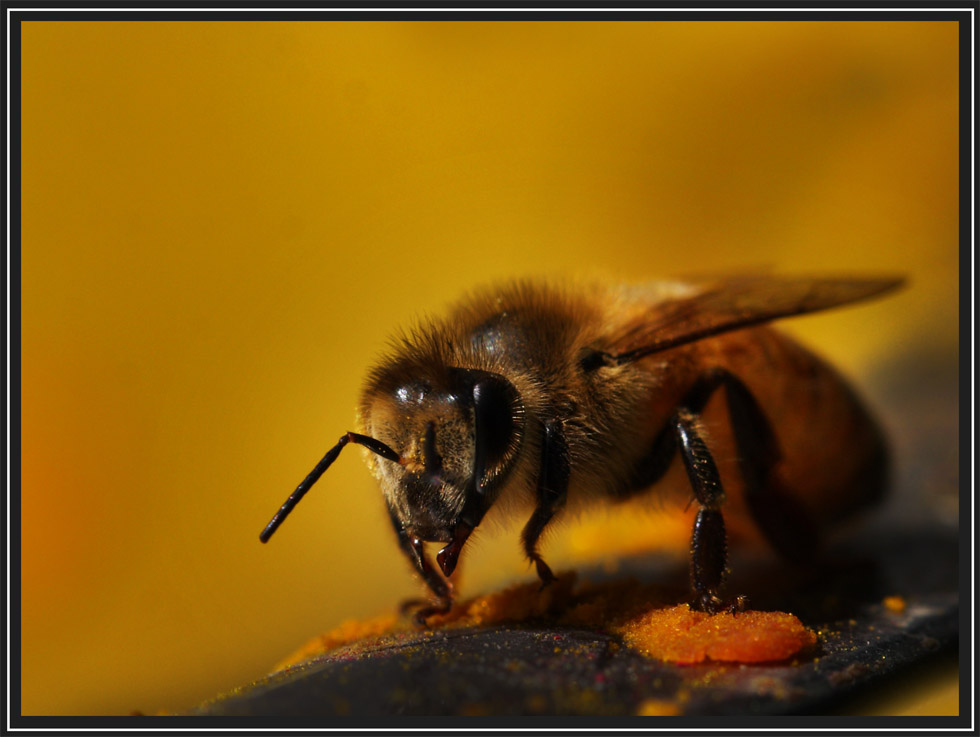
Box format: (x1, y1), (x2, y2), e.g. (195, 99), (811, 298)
(260, 276), (902, 622)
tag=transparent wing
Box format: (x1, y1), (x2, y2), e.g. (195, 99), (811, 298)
(605, 275), (905, 364)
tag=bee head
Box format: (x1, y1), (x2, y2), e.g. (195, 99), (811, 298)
(362, 366), (525, 574)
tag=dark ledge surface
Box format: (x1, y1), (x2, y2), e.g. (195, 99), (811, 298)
(189, 523), (957, 716)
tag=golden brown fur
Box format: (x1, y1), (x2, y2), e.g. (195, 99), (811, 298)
(357, 278), (893, 545)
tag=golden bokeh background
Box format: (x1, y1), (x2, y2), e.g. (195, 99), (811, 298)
(20, 19), (959, 716)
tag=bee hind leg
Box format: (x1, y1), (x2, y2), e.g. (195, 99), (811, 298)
(721, 372), (819, 564)
(520, 418), (570, 589)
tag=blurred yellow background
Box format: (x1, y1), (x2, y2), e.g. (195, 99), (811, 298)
(20, 20), (959, 715)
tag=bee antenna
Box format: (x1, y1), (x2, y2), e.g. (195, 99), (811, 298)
(259, 432), (400, 543)
(423, 421), (443, 477)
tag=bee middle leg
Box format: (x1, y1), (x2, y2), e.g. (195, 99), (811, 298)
(626, 371), (744, 612)
(520, 417), (570, 588)
(673, 406), (730, 613)
(671, 369), (818, 611)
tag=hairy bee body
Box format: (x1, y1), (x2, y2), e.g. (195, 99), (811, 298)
(361, 281), (885, 540)
(262, 276), (900, 619)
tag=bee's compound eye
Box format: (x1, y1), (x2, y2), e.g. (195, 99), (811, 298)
(472, 375), (519, 466)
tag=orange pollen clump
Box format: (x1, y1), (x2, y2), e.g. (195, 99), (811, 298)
(635, 698), (683, 716)
(616, 604), (817, 664)
(882, 595), (907, 613)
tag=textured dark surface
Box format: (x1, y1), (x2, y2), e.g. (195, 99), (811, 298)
(189, 523), (957, 717)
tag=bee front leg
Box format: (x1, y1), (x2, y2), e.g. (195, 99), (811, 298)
(520, 418), (570, 589)
(389, 511), (453, 625)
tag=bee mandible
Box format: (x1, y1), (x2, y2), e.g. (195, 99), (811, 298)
(260, 276), (902, 622)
